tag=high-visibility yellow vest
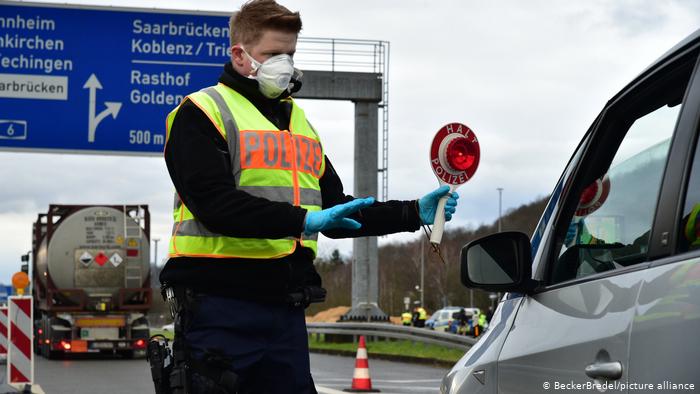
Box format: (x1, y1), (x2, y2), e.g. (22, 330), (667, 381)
(685, 203), (700, 247)
(401, 312), (412, 324)
(166, 83), (325, 259)
(418, 307), (427, 320)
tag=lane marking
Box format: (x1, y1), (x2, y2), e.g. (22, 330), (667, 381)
(316, 386), (438, 394)
(315, 386), (347, 394)
(316, 378), (442, 383)
(374, 379), (442, 383)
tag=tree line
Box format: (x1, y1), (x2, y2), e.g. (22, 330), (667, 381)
(307, 196), (549, 317)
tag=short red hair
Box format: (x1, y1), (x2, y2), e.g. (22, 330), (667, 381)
(229, 0), (302, 47)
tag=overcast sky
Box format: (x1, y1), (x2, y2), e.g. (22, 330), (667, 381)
(0, 0), (698, 282)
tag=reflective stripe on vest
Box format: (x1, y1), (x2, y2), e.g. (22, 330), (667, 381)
(167, 83), (325, 259)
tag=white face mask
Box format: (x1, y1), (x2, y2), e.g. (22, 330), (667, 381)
(243, 48), (302, 98)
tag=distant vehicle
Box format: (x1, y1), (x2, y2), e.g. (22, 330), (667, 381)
(33, 205), (152, 359)
(426, 307), (479, 332)
(162, 323), (174, 332)
(443, 30), (700, 393)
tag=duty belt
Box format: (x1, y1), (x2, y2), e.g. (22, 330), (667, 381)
(163, 285), (326, 312)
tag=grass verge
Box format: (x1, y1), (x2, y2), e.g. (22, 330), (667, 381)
(307, 334), (465, 364)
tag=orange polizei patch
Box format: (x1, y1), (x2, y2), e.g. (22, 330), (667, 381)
(239, 130), (322, 177)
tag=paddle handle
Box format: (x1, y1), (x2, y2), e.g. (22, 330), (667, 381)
(429, 196), (449, 245)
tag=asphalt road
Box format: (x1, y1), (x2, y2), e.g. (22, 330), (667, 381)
(5, 352), (448, 393)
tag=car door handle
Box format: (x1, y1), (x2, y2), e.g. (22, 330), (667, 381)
(584, 361), (623, 380)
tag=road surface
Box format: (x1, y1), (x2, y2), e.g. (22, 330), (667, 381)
(7, 352), (449, 393)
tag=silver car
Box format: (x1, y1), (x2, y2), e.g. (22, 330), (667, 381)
(443, 29), (700, 394)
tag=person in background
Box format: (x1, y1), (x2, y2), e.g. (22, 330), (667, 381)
(411, 306), (420, 327)
(416, 306), (428, 328)
(401, 310), (413, 326)
(476, 312), (488, 336)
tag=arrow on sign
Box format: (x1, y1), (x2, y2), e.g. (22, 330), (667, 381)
(83, 74), (122, 143)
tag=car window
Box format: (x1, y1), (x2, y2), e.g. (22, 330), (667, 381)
(550, 60), (695, 284)
(680, 133), (700, 253)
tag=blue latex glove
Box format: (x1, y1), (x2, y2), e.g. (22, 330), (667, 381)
(565, 220), (580, 246)
(418, 185), (459, 225)
(304, 197), (375, 235)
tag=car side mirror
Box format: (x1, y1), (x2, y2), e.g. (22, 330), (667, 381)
(460, 231), (536, 293)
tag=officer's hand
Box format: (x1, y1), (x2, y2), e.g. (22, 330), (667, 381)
(565, 220), (580, 246)
(418, 185), (459, 225)
(304, 197), (375, 235)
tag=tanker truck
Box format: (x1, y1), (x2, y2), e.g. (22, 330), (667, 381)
(32, 204), (152, 358)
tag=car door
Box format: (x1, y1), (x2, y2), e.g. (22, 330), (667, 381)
(496, 44), (700, 394)
(627, 50), (700, 391)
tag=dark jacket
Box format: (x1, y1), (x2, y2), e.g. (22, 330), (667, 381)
(160, 63), (421, 304)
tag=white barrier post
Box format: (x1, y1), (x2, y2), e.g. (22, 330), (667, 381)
(0, 306), (8, 358)
(7, 296), (33, 386)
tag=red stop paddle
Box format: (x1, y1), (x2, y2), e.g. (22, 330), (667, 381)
(429, 122), (481, 245)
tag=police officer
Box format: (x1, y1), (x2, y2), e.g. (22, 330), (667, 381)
(477, 312), (488, 335)
(401, 311), (412, 326)
(417, 306), (427, 327)
(160, 1), (459, 392)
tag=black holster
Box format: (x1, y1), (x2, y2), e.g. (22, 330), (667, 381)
(287, 286), (327, 308)
(147, 334), (172, 394)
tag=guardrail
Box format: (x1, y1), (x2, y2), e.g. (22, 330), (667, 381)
(306, 322), (477, 351)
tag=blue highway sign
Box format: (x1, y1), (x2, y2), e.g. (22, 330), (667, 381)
(0, 285), (13, 303)
(0, 1), (230, 155)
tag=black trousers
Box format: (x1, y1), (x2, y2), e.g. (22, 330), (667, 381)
(184, 294), (318, 394)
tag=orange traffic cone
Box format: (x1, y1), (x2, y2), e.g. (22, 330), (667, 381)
(344, 336), (380, 392)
